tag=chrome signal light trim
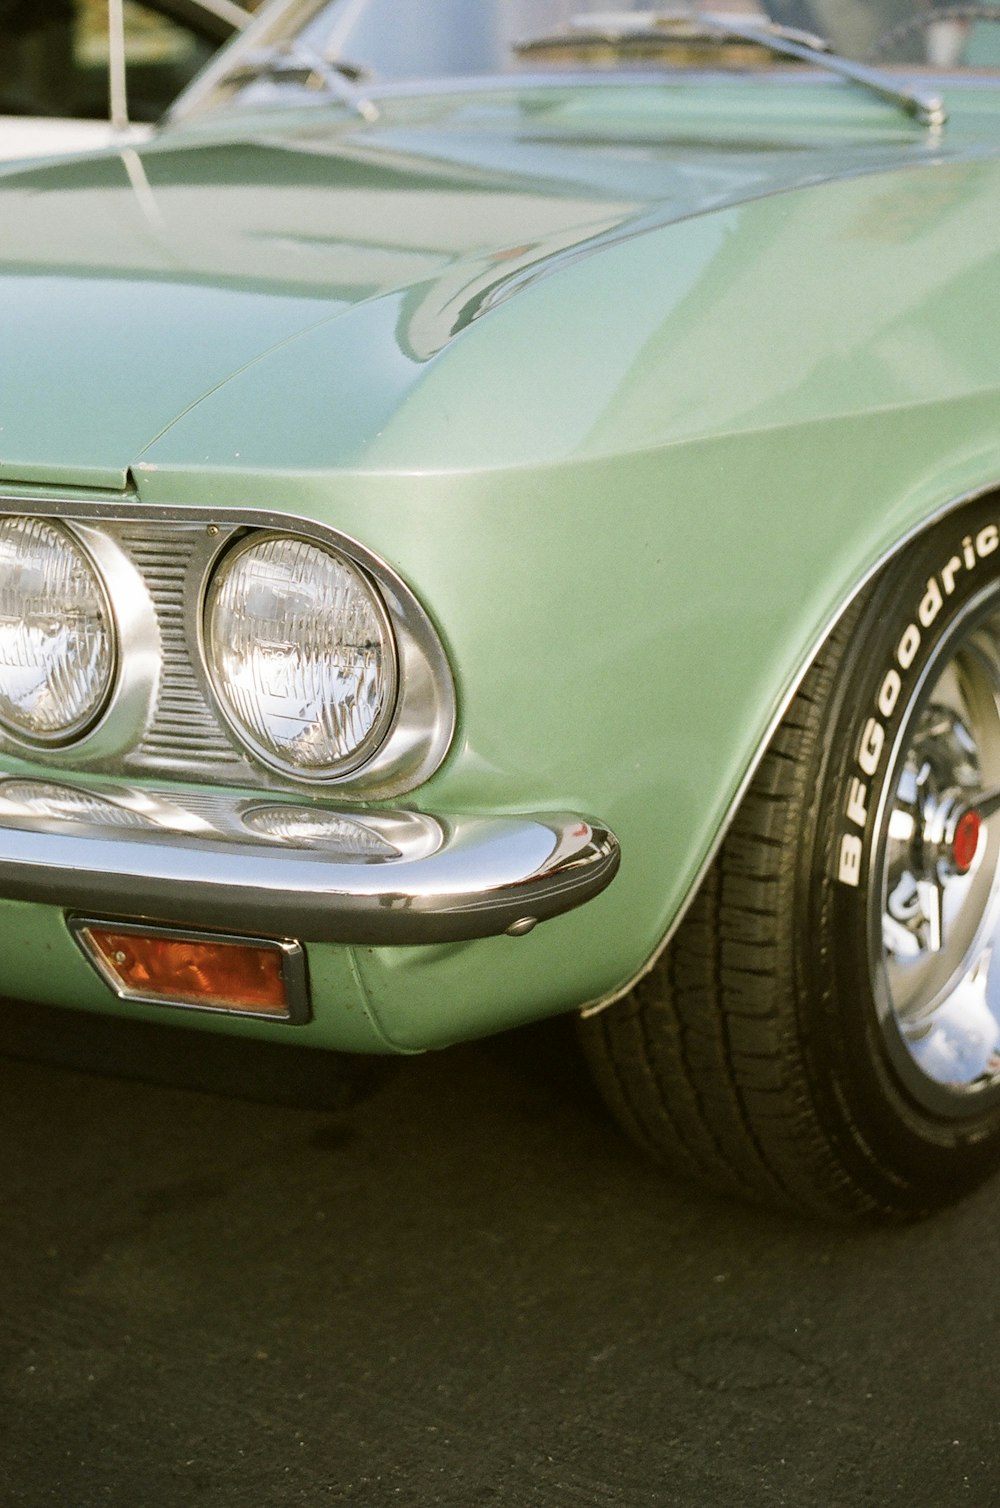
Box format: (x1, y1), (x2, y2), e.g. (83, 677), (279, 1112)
(69, 916), (311, 1023)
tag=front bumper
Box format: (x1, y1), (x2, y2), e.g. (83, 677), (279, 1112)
(0, 780), (619, 945)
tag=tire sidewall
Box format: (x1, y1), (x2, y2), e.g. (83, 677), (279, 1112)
(810, 497), (1000, 1201)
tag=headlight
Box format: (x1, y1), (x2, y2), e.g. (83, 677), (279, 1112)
(203, 533), (397, 778)
(0, 517), (115, 744)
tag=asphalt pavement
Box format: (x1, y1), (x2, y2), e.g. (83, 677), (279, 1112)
(0, 998), (997, 1506)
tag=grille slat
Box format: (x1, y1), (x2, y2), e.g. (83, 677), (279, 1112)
(114, 523), (260, 785)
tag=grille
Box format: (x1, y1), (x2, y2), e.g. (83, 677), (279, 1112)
(114, 524), (252, 781)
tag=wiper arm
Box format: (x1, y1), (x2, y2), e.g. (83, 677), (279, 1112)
(223, 41), (379, 122)
(514, 10), (946, 128)
(699, 11), (946, 127)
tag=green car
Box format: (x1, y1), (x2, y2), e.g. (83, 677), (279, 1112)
(2, 0), (1000, 1220)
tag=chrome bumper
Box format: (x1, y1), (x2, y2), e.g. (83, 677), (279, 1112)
(0, 780), (619, 945)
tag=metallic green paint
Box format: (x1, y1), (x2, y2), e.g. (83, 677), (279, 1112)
(0, 80), (972, 483)
(0, 897), (392, 1051)
(3, 75), (1000, 1049)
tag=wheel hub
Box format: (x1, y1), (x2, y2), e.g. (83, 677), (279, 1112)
(883, 708), (985, 959)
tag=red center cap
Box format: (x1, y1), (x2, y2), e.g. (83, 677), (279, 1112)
(952, 809), (983, 874)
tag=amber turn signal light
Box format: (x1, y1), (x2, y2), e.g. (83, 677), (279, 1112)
(69, 919), (309, 1022)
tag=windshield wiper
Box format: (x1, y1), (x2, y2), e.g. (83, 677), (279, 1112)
(223, 41), (379, 122)
(514, 9), (947, 128)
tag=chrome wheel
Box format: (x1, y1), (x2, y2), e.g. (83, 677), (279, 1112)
(875, 601), (1000, 1109)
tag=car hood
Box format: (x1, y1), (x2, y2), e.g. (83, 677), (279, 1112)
(0, 83), (968, 487)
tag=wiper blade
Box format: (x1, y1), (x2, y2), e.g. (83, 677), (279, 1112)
(514, 9), (947, 128)
(223, 41), (379, 122)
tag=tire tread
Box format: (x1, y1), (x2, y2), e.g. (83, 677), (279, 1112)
(581, 605), (879, 1217)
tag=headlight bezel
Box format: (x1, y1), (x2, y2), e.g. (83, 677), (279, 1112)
(0, 500), (456, 800)
(201, 529), (400, 782)
(0, 517), (161, 761)
(0, 515), (116, 747)
(189, 515), (455, 798)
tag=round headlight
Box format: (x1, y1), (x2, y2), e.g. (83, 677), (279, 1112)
(204, 533), (397, 778)
(0, 517), (115, 744)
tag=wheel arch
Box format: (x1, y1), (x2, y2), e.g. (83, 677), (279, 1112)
(583, 472), (1000, 1019)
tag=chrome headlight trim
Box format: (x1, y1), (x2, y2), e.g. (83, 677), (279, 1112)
(0, 519), (160, 761)
(201, 530), (400, 782)
(191, 517), (455, 796)
(0, 496), (456, 800)
(0, 516), (114, 746)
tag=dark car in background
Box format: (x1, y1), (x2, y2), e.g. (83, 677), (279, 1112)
(0, 0), (252, 159)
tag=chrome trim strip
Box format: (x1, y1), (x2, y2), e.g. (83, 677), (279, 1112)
(0, 787), (619, 944)
(61, 524), (162, 760)
(69, 917), (311, 1023)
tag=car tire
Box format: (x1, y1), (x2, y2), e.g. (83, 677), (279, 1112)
(582, 496), (1000, 1219)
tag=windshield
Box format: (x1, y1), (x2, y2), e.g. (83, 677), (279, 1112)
(175, 0), (1000, 119)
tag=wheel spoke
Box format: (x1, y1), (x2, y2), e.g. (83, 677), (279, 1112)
(916, 877), (944, 953)
(971, 783), (1000, 820)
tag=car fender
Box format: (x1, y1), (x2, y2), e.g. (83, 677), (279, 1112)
(133, 151), (1000, 1039)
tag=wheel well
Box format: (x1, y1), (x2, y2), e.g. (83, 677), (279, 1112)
(581, 477), (1000, 1020)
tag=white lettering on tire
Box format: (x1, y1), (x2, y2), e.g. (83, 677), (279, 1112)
(835, 520), (999, 885)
